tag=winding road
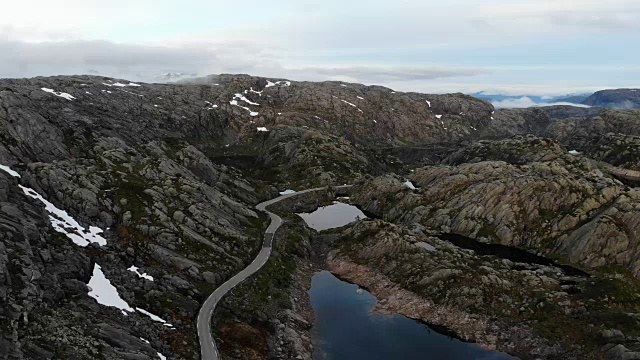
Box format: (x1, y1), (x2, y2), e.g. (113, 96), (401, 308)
(197, 185), (352, 360)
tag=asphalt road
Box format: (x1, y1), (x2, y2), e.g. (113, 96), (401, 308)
(197, 185), (352, 360)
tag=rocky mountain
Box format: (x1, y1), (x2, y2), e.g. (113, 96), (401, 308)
(2, 74), (640, 360)
(582, 89), (640, 109)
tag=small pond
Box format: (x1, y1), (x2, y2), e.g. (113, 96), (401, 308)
(298, 202), (367, 231)
(309, 271), (517, 360)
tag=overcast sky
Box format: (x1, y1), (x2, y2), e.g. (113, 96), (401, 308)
(1, 0), (639, 96)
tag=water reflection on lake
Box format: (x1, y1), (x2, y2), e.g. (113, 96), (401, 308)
(309, 271), (517, 360)
(298, 202), (367, 231)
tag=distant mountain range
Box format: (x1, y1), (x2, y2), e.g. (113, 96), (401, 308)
(473, 89), (640, 109)
(152, 72), (198, 82)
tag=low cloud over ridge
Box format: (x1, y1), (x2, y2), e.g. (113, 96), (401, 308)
(491, 96), (592, 109)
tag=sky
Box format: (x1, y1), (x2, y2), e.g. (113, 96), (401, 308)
(1, 0), (639, 97)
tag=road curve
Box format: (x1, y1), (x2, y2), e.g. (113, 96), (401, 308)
(198, 185), (352, 360)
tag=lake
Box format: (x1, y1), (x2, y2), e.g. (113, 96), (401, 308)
(309, 271), (517, 360)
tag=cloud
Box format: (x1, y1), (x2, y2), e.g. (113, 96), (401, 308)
(0, 37), (492, 84)
(491, 96), (592, 109)
(477, 0), (640, 32)
(294, 66), (490, 82)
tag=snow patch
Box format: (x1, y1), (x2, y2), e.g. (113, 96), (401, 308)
(41, 88), (75, 100)
(341, 99), (357, 107)
(265, 80), (291, 88)
(569, 150), (581, 155)
(103, 82), (140, 87)
(257, 127), (269, 132)
(0, 164), (20, 177)
(279, 190), (296, 195)
(435, 115), (442, 119)
(233, 93), (260, 106)
(357, 96), (364, 100)
(426, 100), (431, 107)
(127, 266), (154, 281)
(19, 185), (107, 247)
(158, 353), (167, 360)
(403, 180), (416, 190)
(88, 264), (134, 313)
(415, 242), (436, 252)
(230, 96), (259, 116)
(136, 308), (173, 327)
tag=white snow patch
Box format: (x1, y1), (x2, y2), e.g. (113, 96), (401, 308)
(373, 119), (377, 123)
(341, 100), (357, 107)
(136, 308), (173, 327)
(265, 80), (291, 88)
(357, 96), (364, 100)
(230, 95), (260, 116)
(426, 100), (431, 107)
(127, 266), (154, 281)
(41, 88), (75, 100)
(569, 150), (581, 155)
(279, 190), (296, 195)
(391, 91), (396, 94)
(103, 82), (140, 87)
(18, 185), (107, 247)
(140, 337), (150, 344)
(403, 180), (416, 190)
(234, 93), (259, 106)
(415, 242), (436, 252)
(85, 91), (92, 95)
(101, 90), (112, 94)
(0, 164), (20, 177)
(435, 115), (443, 119)
(257, 127), (269, 132)
(158, 353), (167, 360)
(89, 264), (174, 326)
(340, 84), (347, 87)
(278, 112), (282, 115)
(88, 264), (134, 312)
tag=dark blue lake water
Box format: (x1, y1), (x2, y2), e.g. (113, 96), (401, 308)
(309, 271), (516, 360)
